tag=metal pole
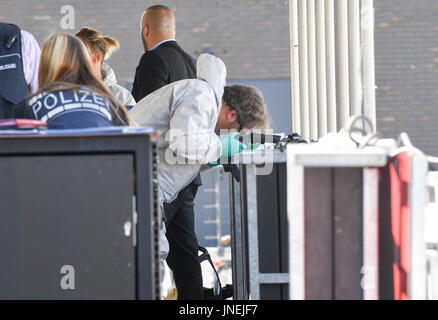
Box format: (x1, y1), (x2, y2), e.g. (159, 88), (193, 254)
(409, 155), (428, 300)
(229, 175), (245, 300)
(239, 165), (250, 300)
(349, 0), (362, 118)
(362, 168), (379, 300)
(288, 161), (305, 300)
(316, 0), (327, 138)
(361, 0), (377, 132)
(325, 0), (337, 133)
(215, 169), (223, 254)
(290, 0), (301, 134)
(337, 0), (350, 129)
(426, 251), (438, 299)
(299, 0), (310, 142)
(307, 0), (318, 141)
(245, 164), (261, 300)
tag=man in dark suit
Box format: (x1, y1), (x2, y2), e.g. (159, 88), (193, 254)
(132, 5), (204, 300)
(132, 5), (196, 101)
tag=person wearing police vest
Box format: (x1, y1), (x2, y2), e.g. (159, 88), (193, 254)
(13, 34), (130, 129)
(0, 22), (40, 119)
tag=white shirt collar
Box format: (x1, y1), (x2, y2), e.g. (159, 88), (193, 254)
(148, 39), (176, 51)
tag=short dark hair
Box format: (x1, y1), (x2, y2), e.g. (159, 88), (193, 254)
(222, 85), (270, 129)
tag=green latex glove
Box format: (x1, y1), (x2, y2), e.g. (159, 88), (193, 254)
(209, 132), (248, 167)
(220, 132), (248, 156)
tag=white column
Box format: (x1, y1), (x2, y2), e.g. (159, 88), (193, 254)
(299, 0), (310, 141)
(307, 0), (318, 141)
(337, 0), (350, 129)
(290, 0), (301, 135)
(325, 0), (337, 133)
(349, 0), (362, 118)
(316, 0), (327, 138)
(361, 0), (377, 132)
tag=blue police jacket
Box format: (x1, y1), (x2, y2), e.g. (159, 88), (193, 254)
(0, 23), (29, 119)
(13, 87), (127, 129)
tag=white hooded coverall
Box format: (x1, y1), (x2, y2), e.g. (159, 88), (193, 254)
(102, 63), (136, 107)
(128, 53), (225, 279)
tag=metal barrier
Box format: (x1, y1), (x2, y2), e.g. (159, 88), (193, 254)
(287, 145), (387, 299)
(226, 127), (433, 300)
(287, 143), (429, 300)
(426, 172), (438, 299)
(229, 150), (289, 300)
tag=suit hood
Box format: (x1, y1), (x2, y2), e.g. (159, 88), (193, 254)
(196, 54), (226, 107)
(102, 63), (117, 87)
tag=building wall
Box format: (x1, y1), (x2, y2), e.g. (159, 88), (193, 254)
(374, 0), (438, 155)
(0, 0), (291, 85)
(3, 0), (437, 154)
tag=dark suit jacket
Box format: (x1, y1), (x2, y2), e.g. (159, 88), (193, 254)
(131, 40), (197, 102)
(132, 40), (202, 186)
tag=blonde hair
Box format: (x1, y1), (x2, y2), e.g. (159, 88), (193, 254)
(75, 27), (119, 60)
(37, 33), (129, 125)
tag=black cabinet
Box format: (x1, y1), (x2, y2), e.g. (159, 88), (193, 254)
(0, 131), (159, 299)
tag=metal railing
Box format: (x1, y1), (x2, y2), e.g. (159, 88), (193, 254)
(426, 172), (438, 299)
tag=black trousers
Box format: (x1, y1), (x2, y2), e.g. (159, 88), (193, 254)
(164, 180), (203, 300)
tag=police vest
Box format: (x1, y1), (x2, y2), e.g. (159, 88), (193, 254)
(0, 23), (29, 119)
(26, 88), (117, 129)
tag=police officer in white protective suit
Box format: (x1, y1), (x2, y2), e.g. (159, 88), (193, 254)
(129, 53), (269, 299)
